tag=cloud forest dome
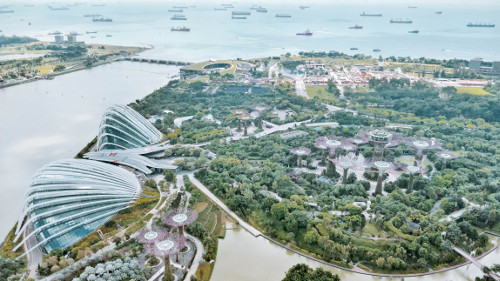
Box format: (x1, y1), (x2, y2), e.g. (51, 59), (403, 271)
(97, 104), (163, 151)
(13, 159), (141, 257)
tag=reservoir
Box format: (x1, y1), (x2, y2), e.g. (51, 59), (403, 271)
(0, 61), (179, 241)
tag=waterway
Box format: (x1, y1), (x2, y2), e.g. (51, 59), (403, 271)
(213, 226), (500, 281)
(0, 0), (499, 61)
(0, 61), (179, 241)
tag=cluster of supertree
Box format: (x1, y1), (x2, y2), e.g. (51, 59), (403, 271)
(136, 207), (198, 281)
(293, 128), (460, 196)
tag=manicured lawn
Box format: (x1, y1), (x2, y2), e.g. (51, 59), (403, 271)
(306, 85), (338, 102)
(456, 87), (493, 96)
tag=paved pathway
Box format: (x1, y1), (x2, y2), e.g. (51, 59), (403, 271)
(185, 173), (261, 237)
(183, 234), (204, 281)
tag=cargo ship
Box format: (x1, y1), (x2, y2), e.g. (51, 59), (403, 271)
(48, 6), (69, 10)
(256, 7), (267, 13)
(466, 23), (495, 27)
(0, 9), (14, 13)
(221, 4), (234, 8)
(171, 26), (190, 32)
(360, 12), (382, 17)
(83, 14), (101, 17)
(408, 30), (419, 33)
(232, 11), (251, 15)
(232, 16), (247, 19)
(373, 48), (381, 52)
(299, 6), (309, 9)
(435, 11), (443, 14)
(86, 31), (98, 34)
(408, 6), (417, 8)
(296, 29), (312, 36)
(214, 8), (227, 11)
(350, 47), (359, 50)
(171, 14), (187, 20)
(93, 17), (112, 22)
(390, 18), (413, 24)
(168, 9), (183, 12)
(173, 6), (188, 9)
(276, 14), (291, 18)
(349, 24), (363, 29)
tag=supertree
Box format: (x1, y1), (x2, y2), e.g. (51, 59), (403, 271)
(136, 226), (169, 246)
(405, 165), (420, 193)
(334, 156), (355, 184)
(436, 150), (458, 170)
(163, 208), (199, 237)
(323, 136), (343, 157)
(372, 160), (394, 196)
(314, 137), (328, 165)
(403, 137), (442, 161)
(238, 114), (255, 136)
(147, 232), (187, 281)
(359, 129), (401, 160)
(251, 105), (271, 130)
(231, 109), (248, 131)
(349, 137), (368, 156)
(290, 147), (312, 168)
(339, 142), (358, 156)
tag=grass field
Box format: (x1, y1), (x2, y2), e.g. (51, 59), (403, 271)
(306, 85), (338, 102)
(456, 87), (493, 96)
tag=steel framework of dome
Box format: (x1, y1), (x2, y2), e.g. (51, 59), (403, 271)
(97, 104), (163, 151)
(13, 159), (141, 257)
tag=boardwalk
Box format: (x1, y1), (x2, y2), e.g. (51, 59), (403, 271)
(185, 173), (262, 237)
(453, 246), (500, 281)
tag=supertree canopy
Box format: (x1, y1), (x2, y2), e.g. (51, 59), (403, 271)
(136, 226), (169, 246)
(314, 137), (329, 165)
(291, 147), (312, 168)
(334, 156), (355, 184)
(436, 150), (458, 170)
(323, 136), (343, 157)
(238, 114), (255, 136)
(359, 129), (402, 160)
(372, 160), (394, 196)
(404, 137), (442, 161)
(231, 109), (248, 132)
(405, 165), (420, 193)
(163, 208), (198, 237)
(144, 231), (187, 281)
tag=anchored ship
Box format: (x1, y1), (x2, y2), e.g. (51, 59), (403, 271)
(93, 17), (112, 22)
(349, 24), (363, 29)
(390, 18), (413, 24)
(232, 16), (247, 19)
(467, 23), (495, 27)
(276, 14), (291, 18)
(232, 11), (251, 15)
(171, 14), (187, 20)
(373, 48), (381, 52)
(214, 8), (227, 11)
(171, 26), (190, 32)
(83, 14), (101, 17)
(350, 47), (359, 50)
(0, 9), (14, 13)
(360, 12), (382, 17)
(408, 30), (419, 33)
(299, 6), (309, 9)
(256, 7), (267, 13)
(168, 9), (183, 12)
(296, 29), (312, 36)
(435, 11), (443, 14)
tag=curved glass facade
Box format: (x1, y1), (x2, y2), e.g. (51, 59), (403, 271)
(14, 159), (141, 256)
(97, 104), (163, 150)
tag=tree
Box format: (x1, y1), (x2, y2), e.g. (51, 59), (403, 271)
(282, 263), (340, 281)
(271, 202), (288, 220)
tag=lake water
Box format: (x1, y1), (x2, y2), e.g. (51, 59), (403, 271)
(0, 61), (179, 241)
(213, 226), (500, 281)
(0, 0), (499, 62)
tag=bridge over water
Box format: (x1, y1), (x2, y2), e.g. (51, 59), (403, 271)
(453, 246), (500, 280)
(118, 57), (193, 66)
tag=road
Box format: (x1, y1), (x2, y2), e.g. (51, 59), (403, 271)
(185, 173), (261, 237)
